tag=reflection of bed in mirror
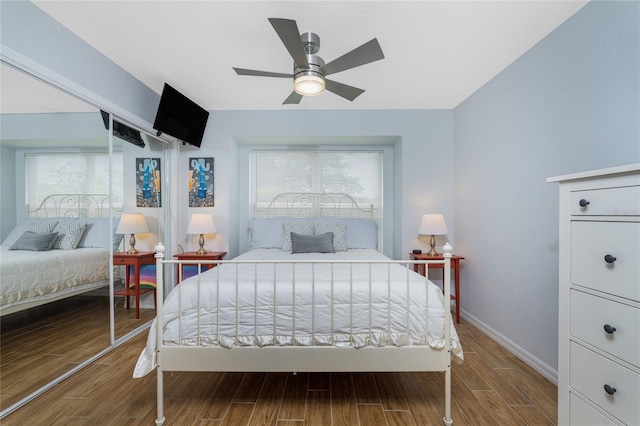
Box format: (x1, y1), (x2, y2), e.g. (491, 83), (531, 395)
(0, 194), (121, 316)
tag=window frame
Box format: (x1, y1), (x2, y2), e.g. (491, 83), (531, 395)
(237, 144), (395, 257)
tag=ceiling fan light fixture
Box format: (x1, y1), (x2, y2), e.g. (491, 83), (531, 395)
(294, 74), (325, 96)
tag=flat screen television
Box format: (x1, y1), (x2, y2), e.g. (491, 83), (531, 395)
(100, 110), (145, 148)
(153, 83), (209, 148)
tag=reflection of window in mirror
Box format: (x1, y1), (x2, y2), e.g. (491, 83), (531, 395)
(24, 152), (124, 215)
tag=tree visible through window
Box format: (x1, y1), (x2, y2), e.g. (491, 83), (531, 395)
(24, 152), (123, 216)
(251, 150), (382, 222)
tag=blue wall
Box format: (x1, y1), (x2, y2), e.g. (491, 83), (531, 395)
(0, 1), (159, 127)
(453, 0), (639, 376)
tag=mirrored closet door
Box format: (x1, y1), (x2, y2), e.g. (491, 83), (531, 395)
(0, 61), (169, 415)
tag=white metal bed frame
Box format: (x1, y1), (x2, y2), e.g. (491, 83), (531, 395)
(149, 192), (456, 425)
(1, 193), (113, 317)
(254, 192), (374, 219)
(26, 193), (110, 218)
(151, 245), (455, 426)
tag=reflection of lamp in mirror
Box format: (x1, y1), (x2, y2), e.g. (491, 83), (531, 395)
(116, 213), (149, 254)
(187, 213), (217, 255)
(418, 214), (448, 256)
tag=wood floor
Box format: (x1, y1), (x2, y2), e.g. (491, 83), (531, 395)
(1, 317), (558, 425)
(0, 295), (156, 410)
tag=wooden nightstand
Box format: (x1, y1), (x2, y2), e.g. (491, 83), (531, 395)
(173, 251), (227, 284)
(410, 252), (465, 324)
(113, 251), (156, 319)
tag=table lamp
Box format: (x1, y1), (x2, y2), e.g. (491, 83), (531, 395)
(116, 213), (149, 254)
(187, 213), (217, 255)
(418, 213), (448, 256)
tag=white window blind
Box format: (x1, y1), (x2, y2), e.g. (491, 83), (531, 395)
(24, 152), (123, 215)
(251, 150), (382, 221)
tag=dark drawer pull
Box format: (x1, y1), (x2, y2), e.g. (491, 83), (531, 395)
(604, 384), (616, 395)
(603, 324), (616, 334)
(579, 199), (590, 207)
(604, 254), (617, 264)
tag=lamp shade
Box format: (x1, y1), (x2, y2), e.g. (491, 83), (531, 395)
(186, 214), (217, 235)
(116, 213), (149, 235)
(418, 214), (448, 235)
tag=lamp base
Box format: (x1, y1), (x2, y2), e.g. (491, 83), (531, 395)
(427, 234), (439, 256)
(196, 234), (207, 255)
(127, 234), (139, 254)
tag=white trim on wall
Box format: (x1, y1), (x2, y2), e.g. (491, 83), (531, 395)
(460, 310), (558, 384)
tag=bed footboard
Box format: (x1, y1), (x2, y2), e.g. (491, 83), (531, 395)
(152, 243), (455, 425)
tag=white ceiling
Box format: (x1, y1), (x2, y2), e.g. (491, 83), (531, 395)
(1, 63), (98, 114)
(27, 1), (588, 111)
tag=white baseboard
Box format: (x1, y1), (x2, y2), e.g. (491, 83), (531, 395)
(460, 309), (558, 385)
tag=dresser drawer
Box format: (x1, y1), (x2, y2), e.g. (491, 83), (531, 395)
(571, 290), (640, 367)
(570, 393), (618, 425)
(570, 185), (640, 216)
(570, 342), (640, 425)
(571, 221), (640, 302)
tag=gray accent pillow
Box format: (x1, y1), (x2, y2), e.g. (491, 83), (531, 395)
(291, 232), (334, 254)
(9, 231), (58, 251)
(25, 221), (59, 234)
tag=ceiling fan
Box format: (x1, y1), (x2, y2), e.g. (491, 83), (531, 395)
(233, 18), (385, 105)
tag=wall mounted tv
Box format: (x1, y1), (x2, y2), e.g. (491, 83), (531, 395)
(100, 110), (145, 148)
(153, 83), (209, 148)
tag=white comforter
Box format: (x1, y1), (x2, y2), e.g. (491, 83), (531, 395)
(133, 249), (463, 378)
(0, 245), (110, 312)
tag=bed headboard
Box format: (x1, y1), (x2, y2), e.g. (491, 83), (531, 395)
(254, 192), (374, 219)
(27, 194), (110, 218)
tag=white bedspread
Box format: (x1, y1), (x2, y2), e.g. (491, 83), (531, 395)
(133, 249), (463, 378)
(0, 245), (110, 312)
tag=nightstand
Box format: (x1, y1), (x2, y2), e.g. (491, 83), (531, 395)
(410, 252), (465, 324)
(113, 251), (156, 319)
(173, 251), (227, 284)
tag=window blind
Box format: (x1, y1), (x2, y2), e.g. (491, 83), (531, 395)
(251, 150), (382, 222)
(24, 152), (123, 215)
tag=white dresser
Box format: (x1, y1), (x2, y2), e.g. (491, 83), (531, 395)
(548, 164), (640, 426)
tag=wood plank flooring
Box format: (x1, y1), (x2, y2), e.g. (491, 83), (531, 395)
(2, 318), (558, 425)
(0, 295), (156, 410)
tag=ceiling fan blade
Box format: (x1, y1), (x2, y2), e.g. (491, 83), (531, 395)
(233, 68), (292, 78)
(324, 79), (365, 101)
(282, 91), (303, 105)
(321, 38), (385, 76)
(268, 18), (309, 68)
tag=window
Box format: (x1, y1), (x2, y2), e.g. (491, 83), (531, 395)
(251, 150), (382, 222)
(24, 152), (123, 215)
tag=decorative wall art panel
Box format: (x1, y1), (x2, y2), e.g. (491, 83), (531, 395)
(136, 158), (161, 207)
(189, 157), (214, 207)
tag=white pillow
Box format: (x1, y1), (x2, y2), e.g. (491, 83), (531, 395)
(247, 218), (310, 250)
(77, 217), (123, 251)
(282, 222), (314, 252)
(314, 222), (347, 252)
